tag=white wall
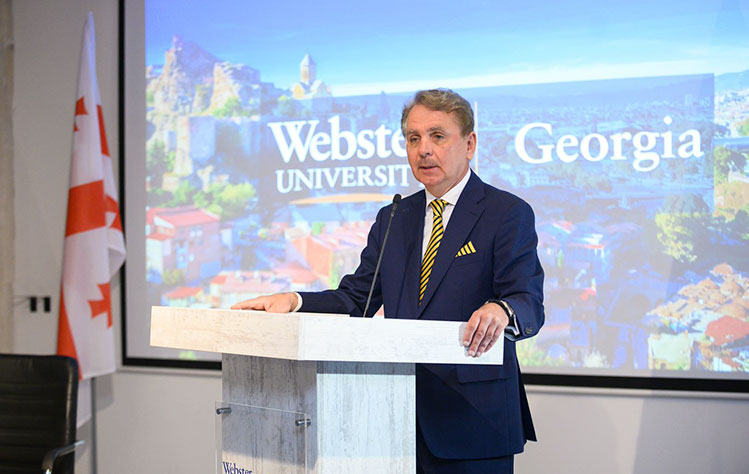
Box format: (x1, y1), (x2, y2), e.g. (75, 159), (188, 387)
(519, 388), (749, 474)
(11, 1), (749, 473)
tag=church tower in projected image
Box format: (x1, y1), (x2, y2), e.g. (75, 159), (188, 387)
(291, 53), (332, 113)
(300, 53), (315, 84)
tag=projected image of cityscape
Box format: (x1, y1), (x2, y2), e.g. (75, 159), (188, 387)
(143, 1), (749, 374)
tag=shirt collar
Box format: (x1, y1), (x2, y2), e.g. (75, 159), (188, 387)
(424, 168), (472, 209)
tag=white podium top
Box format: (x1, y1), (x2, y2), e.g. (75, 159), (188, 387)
(150, 306), (503, 365)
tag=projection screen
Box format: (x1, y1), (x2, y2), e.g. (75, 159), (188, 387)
(123, 0), (749, 388)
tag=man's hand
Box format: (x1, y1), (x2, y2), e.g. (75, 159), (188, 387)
(462, 302), (509, 357)
(230, 292), (298, 313)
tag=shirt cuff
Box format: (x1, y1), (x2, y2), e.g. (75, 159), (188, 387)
(505, 315), (520, 336)
(292, 292), (303, 312)
(499, 300), (521, 337)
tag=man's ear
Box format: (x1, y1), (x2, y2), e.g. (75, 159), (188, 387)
(466, 131), (477, 159)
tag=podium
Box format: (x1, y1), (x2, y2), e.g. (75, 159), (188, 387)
(150, 306), (503, 474)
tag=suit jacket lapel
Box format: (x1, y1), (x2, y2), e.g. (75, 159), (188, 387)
(396, 191), (424, 319)
(417, 172), (485, 317)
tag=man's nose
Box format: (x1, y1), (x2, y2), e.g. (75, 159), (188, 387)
(418, 138), (433, 157)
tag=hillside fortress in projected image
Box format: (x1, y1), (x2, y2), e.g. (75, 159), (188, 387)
(143, 35), (749, 375)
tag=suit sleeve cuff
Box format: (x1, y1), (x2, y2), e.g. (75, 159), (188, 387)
(292, 292), (303, 312)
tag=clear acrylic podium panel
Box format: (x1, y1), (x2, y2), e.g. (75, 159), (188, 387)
(215, 401), (308, 474)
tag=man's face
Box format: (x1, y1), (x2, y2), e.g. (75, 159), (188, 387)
(405, 104), (476, 197)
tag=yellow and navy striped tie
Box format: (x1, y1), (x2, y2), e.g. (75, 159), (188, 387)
(419, 199), (447, 304)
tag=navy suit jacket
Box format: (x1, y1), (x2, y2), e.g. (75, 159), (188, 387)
(300, 171), (545, 459)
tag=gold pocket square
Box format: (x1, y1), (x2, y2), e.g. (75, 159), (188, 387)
(456, 241), (476, 257)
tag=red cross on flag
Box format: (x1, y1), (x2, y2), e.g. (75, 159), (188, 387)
(57, 12), (125, 427)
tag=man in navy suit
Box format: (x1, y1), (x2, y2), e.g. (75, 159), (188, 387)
(233, 89), (544, 473)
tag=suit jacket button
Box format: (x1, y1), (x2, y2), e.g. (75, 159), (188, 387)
(525, 327), (534, 335)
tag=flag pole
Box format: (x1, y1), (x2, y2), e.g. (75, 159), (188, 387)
(91, 377), (98, 474)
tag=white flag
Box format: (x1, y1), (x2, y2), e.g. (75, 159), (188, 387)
(57, 12), (126, 427)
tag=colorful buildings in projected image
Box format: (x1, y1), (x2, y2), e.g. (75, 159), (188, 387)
(537, 220), (573, 275)
(647, 263), (749, 372)
(147, 206), (222, 283)
(208, 270), (286, 308)
(537, 219), (624, 289)
(275, 261), (323, 291)
(206, 264), (320, 308)
(288, 222), (369, 288)
(162, 286), (205, 307)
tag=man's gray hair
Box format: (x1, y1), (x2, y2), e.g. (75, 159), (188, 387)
(400, 88), (474, 137)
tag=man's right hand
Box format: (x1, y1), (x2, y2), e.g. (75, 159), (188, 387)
(230, 292), (299, 313)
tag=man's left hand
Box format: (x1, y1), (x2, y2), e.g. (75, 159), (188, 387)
(462, 302), (508, 357)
